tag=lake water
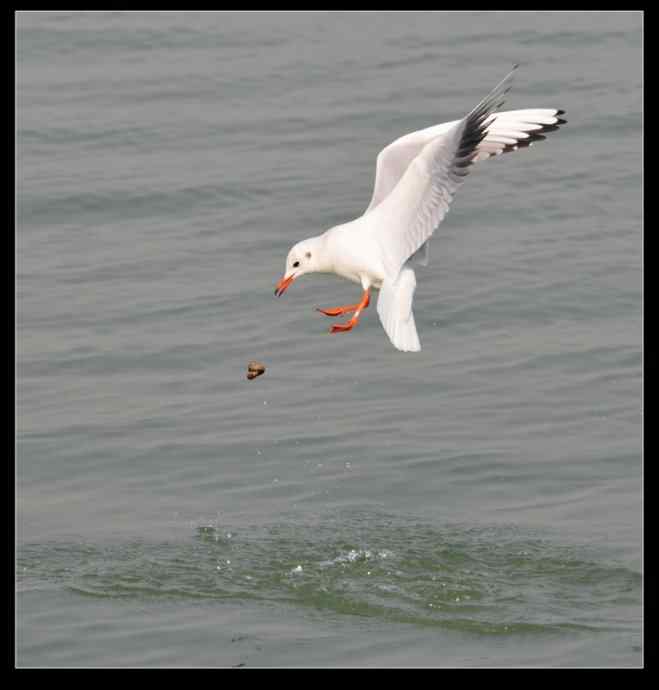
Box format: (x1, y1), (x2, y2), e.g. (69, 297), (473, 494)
(16, 11), (643, 667)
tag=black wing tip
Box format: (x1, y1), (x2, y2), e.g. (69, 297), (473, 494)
(501, 132), (545, 153)
(496, 109), (566, 156)
(452, 63), (524, 176)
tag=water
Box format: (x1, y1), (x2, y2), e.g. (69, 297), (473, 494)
(16, 11), (642, 667)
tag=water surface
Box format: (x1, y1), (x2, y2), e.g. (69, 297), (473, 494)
(16, 11), (642, 667)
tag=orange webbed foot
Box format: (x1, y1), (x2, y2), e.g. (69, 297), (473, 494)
(316, 305), (356, 317)
(329, 318), (358, 333)
(316, 292), (369, 318)
(323, 289), (370, 335)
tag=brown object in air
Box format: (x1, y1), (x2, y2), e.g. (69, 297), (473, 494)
(247, 361), (266, 380)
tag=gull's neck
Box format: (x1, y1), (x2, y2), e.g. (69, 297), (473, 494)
(311, 231), (337, 274)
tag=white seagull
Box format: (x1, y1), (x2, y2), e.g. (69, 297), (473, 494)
(274, 65), (566, 352)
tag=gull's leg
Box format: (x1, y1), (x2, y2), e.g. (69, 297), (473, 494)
(329, 289), (370, 334)
(316, 292), (370, 317)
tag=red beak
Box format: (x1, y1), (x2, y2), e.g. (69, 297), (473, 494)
(274, 273), (295, 297)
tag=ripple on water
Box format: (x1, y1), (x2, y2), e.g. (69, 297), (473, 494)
(16, 510), (641, 636)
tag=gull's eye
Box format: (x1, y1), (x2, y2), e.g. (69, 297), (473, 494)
(293, 261), (300, 268)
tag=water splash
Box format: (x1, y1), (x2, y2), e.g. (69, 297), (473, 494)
(16, 510), (641, 636)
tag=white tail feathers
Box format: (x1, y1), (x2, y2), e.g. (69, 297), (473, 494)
(377, 266), (421, 352)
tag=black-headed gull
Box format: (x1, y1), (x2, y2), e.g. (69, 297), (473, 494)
(274, 65), (566, 352)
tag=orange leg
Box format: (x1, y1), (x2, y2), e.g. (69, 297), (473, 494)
(316, 291), (370, 317)
(328, 289), (370, 334)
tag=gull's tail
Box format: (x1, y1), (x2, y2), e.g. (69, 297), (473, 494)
(377, 266), (421, 352)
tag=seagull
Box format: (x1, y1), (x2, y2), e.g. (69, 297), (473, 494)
(274, 65), (566, 352)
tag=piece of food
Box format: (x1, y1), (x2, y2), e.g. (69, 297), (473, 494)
(247, 361), (266, 380)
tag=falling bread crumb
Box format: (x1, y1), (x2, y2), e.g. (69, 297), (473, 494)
(247, 361), (266, 380)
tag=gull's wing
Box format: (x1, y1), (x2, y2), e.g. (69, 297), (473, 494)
(471, 108), (566, 161)
(368, 66), (520, 279)
(365, 122), (458, 214)
(365, 103), (566, 213)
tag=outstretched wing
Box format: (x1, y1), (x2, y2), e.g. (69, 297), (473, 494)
(368, 66), (519, 279)
(365, 103), (566, 214)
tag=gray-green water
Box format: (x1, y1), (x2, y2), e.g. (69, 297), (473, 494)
(16, 11), (642, 667)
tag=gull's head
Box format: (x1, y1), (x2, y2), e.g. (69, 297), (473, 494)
(274, 236), (326, 297)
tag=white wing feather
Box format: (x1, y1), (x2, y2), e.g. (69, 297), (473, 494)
(368, 66), (519, 278)
(365, 108), (566, 214)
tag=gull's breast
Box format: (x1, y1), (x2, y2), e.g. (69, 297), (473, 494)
(326, 222), (387, 288)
